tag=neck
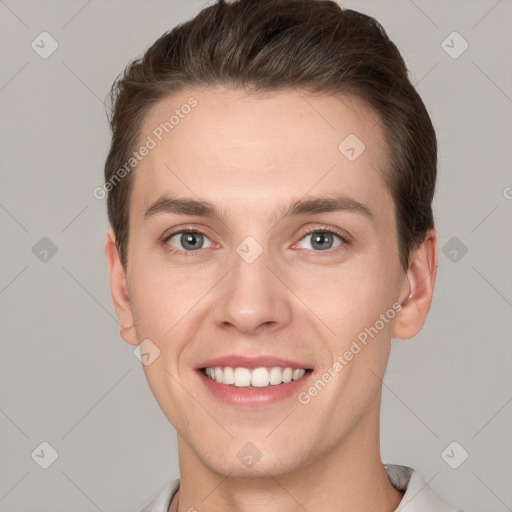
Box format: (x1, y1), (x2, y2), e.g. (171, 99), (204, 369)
(171, 395), (403, 512)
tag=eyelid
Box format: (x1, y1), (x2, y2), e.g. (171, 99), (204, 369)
(162, 225), (213, 243)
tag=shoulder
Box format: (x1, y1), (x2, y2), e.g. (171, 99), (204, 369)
(385, 464), (467, 512)
(140, 467), (467, 512)
(140, 478), (180, 512)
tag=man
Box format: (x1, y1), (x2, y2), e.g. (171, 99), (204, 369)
(103, 1), (463, 510)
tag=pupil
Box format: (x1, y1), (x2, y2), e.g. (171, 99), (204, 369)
(312, 233), (332, 250)
(182, 232), (202, 250)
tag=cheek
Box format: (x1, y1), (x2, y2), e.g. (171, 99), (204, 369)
(129, 281), (170, 339)
(289, 258), (400, 344)
(128, 258), (208, 337)
(141, 358), (186, 431)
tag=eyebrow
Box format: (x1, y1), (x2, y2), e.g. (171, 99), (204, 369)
(144, 193), (375, 225)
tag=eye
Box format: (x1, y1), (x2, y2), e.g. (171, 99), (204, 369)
(297, 229), (346, 251)
(165, 230), (213, 252)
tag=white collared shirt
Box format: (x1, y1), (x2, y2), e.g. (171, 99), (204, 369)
(141, 464), (465, 512)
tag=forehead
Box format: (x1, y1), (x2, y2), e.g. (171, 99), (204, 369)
(131, 87), (393, 224)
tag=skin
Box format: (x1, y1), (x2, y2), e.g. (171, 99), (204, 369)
(105, 87), (438, 512)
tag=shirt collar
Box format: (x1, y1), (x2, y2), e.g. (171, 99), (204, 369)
(141, 464), (461, 512)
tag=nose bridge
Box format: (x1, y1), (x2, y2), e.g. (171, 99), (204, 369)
(212, 237), (291, 333)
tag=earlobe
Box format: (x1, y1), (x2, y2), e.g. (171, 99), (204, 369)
(104, 228), (139, 346)
(393, 229), (438, 340)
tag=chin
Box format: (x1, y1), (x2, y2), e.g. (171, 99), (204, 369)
(196, 441), (305, 479)
(205, 457), (292, 479)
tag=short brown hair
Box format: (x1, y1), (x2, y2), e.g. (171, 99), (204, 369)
(104, 0), (437, 270)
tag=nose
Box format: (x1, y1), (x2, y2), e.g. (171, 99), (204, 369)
(212, 245), (292, 336)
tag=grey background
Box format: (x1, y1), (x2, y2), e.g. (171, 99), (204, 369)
(0, 0), (511, 511)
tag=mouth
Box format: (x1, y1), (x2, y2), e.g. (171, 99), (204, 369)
(195, 355), (315, 407)
(201, 366), (312, 388)
(197, 363), (314, 407)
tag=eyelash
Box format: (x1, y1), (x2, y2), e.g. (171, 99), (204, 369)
(161, 226), (350, 257)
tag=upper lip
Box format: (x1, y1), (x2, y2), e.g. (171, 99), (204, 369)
(196, 355), (313, 370)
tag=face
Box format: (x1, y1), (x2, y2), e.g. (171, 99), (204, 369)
(107, 87), (433, 479)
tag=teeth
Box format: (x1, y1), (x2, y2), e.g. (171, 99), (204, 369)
(223, 366), (234, 385)
(233, 367), (251, 387)
(251, 367), (269, 388)
(292, 368), (303, 380)
(203, 366), (307, 388)
(269, 367), (283, 385)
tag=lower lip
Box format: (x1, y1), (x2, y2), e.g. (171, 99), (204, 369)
(198, 370), (313, 407)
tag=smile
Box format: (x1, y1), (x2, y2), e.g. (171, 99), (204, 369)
(202, 366), (309, 388)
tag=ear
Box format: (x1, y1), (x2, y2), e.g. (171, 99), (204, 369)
(393, 229), (438, 340)
(104, 228), (138, 346)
